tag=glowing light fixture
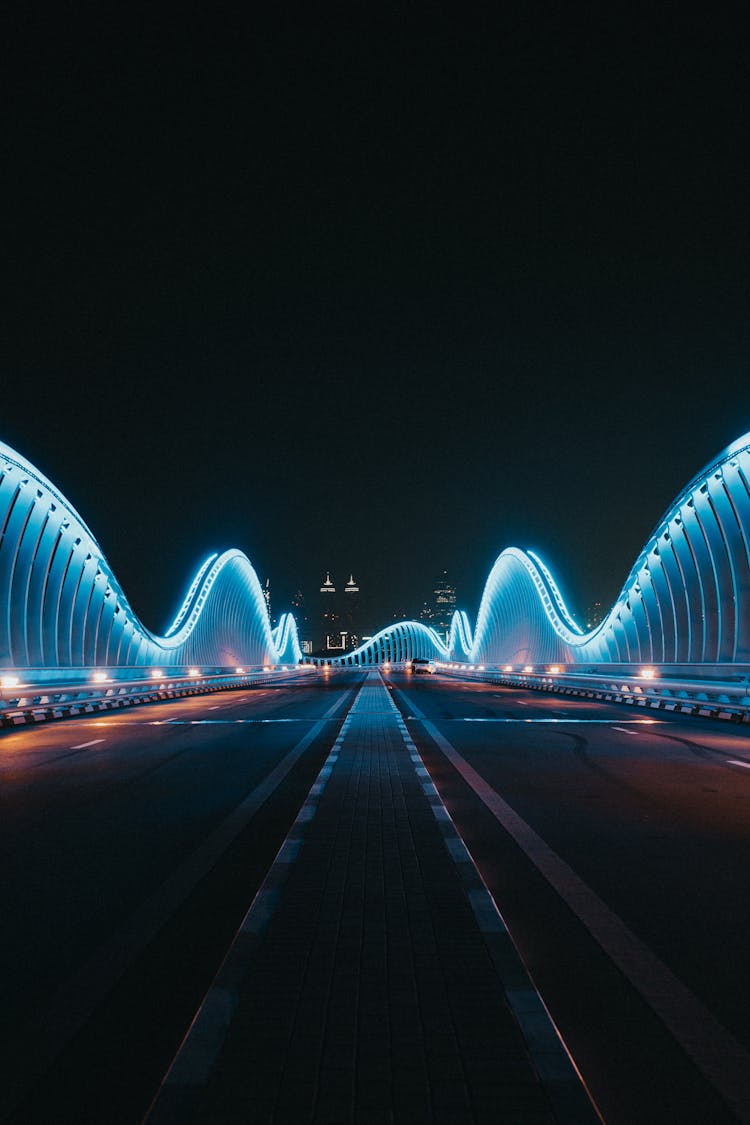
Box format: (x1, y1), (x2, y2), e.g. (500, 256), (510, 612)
(1, 675), (20, 690)
(523, 664), (533, 673)
(548, 665), (561, 674)
(639, 668), (656, 679)
(504, 665), (513, 672)
(151, 669), (163, 679)
(187, 668), (199, 677)
(235, 667), (245, 674)
(92, 671), (109, 683)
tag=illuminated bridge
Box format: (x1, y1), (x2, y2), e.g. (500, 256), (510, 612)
(3, 433), (750, 684)
(0, 440), (301, 674)
(320, 432), (750, 671)
(3, 434), (750, 1125)
(3, 434), (750, 679)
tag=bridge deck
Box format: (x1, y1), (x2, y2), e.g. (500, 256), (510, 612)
(148, 673), (595, 1124)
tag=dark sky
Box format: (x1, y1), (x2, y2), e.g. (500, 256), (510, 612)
(2, 7), (749, 634)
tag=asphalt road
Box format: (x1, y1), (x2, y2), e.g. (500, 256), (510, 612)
(2, 669), (749, 1123)
(1, 671), (364, 1123)
(386, 671), (750, 1125)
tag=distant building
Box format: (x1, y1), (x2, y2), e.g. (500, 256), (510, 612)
(433, 570), (456, 641)
(320, 572), (336, 596)
(318, 572), (338, 652)
(342, 574), (361, 650)
(300, 572), (368, 653)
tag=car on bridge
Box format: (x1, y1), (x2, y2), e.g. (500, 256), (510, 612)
(412, 658), (435, 675)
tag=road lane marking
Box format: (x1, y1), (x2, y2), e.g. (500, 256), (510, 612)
(148, 674), (598, 1125)
(727, 759), (750, 769)
(145, 679), (370, 1121)
(613, 726), (639, 735)
(3, 689), (354, 1120)
(56, 718), (343, 728)
(69, 739), (105, 750)
(400, 700), (750, 1122)
(455, 717), (662, 725)
(385, 681), (599, 1123)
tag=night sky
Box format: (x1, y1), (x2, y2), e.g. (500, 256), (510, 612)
(2, 9), (749, 634)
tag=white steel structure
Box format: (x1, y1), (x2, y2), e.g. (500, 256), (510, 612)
(0, 441), (300, 670)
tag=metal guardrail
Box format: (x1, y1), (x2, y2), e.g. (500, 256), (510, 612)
(0, 665), (317, 728)
(432, 663), (750, 723)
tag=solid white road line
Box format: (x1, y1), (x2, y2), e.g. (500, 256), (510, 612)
(398, 692), (750, 1123)
(69, 739), (105, 750)
(384, 682), (599, 1124)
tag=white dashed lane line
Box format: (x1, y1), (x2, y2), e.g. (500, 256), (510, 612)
(612, 726), (639, 736)
(69, 739), (105, 750)
(727, 759), (750, 769)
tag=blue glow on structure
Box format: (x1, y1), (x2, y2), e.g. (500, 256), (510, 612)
(164, 553), (219, 637)
(465, 432), (750, 666)
(3, 432), (750, 672)
(319, 621), (449, 667)
(324, 432), (750, 668)
(0, 441), (284, 670)
(272, 613), (303, 664)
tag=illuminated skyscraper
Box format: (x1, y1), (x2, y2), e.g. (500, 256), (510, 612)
(318, 572), (338, 652)
(343, 574), (360, 649)
(433, 570), (456, 641)
(320, 572), (336, 596)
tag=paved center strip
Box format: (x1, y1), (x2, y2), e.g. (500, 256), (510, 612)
(396, 690), (750, 1124)
(145, 680), (365, 1124)
(1, 690), (352, 1121)
(147, 673), (597, 1124)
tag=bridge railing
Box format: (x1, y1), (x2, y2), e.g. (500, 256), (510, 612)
(432, 662), (750, 723)
(0, 665), (316, 728)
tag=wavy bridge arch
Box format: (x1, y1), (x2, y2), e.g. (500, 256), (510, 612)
(464, 433), (750, 666)
(315, 621), (448, 666)
(0, 440), (300, 669)
(3, 433), (750, 673)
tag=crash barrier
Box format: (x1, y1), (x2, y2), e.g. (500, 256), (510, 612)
(0, 665), (316, 728)
(433, 662), (750, 723)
